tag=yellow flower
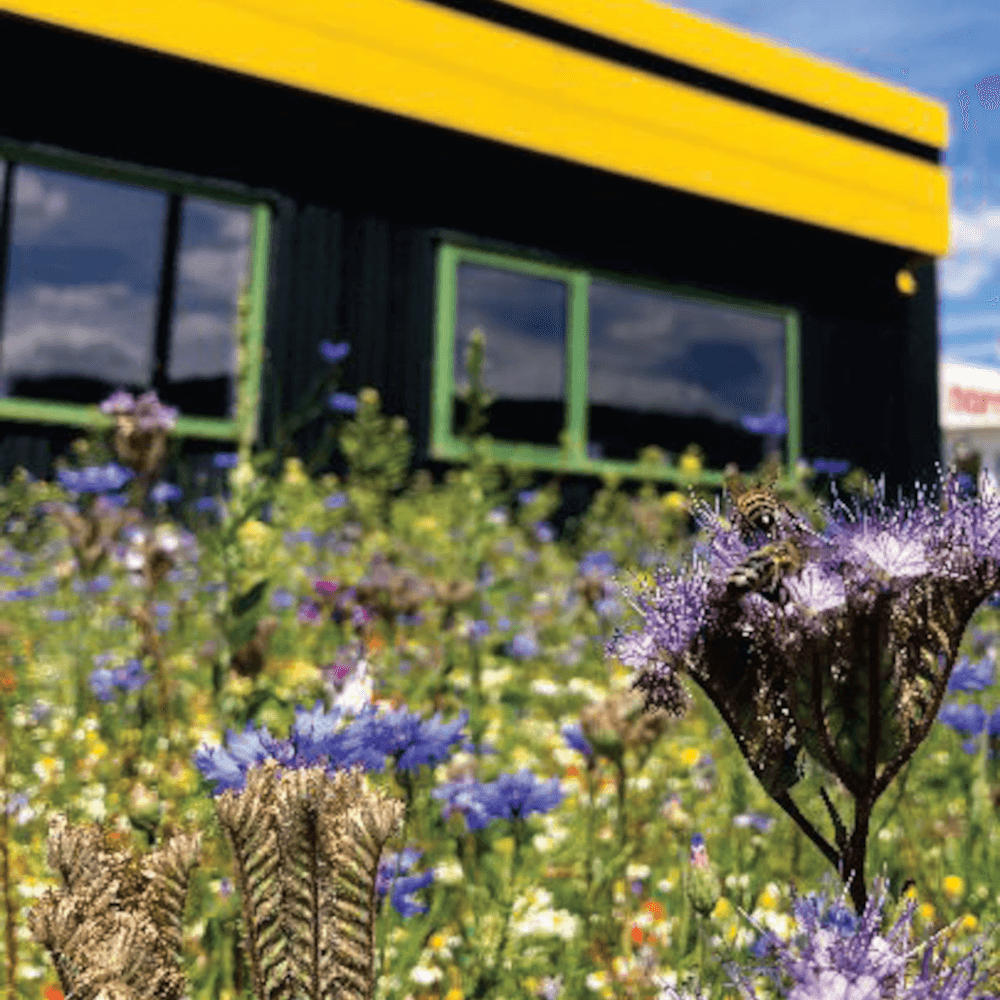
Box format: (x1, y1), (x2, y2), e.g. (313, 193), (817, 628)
(961, 913), (979, 932)
(662, 491), (688, 513)
(918, 902), (936, 923)
(758, 884), (781, 910)
(679, 451), (702, 474)
(414, 516), (440, 532)
(713, 897), (733, 921)
(282, 457), (309, 486)
(943, 875), (966, 904)
(445, 990), (463, 1000)
(237, 519), (271, 549)
(680, 747), (701, 767)
(430, 934), (446, 951)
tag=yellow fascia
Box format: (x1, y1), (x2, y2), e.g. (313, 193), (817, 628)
(0, 0), (948, 257)
(498, 0), (948, 151)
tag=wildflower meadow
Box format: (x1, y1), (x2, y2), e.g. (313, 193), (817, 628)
(4, 312), (1000, 1000)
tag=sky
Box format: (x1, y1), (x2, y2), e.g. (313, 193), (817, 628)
(660, 0), (1000, 371)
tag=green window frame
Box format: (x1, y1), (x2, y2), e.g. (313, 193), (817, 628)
(0, 138), (271, 446)
(431, 237), (801, 487)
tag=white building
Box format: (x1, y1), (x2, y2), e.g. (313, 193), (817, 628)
(940, 360), (1000, 483)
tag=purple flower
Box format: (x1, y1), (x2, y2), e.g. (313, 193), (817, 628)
(733, 812), (775, 834)
(195, 497), (219, 513)
(44, 608), (72, 622)
(324, 492), (348, 510)
(518, 490), (539, 505)
(328, 393), (358, 413)
(88, 668), (115, 702)
(151, 481), (183, 503)
(938, 702), (988, 736)
(100, 389), (178, 430)
(740, 412), (788, 436)
(534, 522), (555, 544)
(376, 848), (434, 918)
(561, 724), (594, 758)
(319, 340), (350, 364)
(284, 528), (316, 547)
(212, 452), (239, 469)
(476, 769), (564, 823)
(948, 655), (995, 692)
(812, 458), (850, 477)
(270, 589), (295, 610)
(57, 464), (134, 494)
(431, 776), (498, 830)
(509, 633), (539, 659)
(725, 873), (999, 1000)
(579, 551), (615, 577)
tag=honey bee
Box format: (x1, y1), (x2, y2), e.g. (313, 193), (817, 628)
(726, 538), (806, 603)
(725, 471), (805, 543)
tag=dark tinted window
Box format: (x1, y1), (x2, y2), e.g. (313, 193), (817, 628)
(452, 262), (567, 445)
(587, 279), (786, 468)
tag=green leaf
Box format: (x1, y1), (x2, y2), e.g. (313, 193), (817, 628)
(231, 579), (270, 620)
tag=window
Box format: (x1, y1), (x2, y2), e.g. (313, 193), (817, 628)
(432, 240), (800, 484)
(0, 144), (270, 443)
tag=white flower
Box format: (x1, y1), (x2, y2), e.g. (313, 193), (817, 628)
(613, 631), (660, 669)
(408, 965), (442, 985)
(784, 563), (846, 614)
(530, 679), (561, 696)
(848, 530), (929, 580)
(434, 859), (464, 884)
(331, 660), (373, 715)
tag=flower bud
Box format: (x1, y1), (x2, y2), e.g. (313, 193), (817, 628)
(686, 834), (721, 918)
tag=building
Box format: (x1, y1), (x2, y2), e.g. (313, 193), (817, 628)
(0, 0), (949, 502)
(939, 360), (1000, 485)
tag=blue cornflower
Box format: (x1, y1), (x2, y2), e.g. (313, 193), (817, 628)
(270, 588), (295, 610)
(740, 413), (788, 436)
(112, 660), (150, 693)
(508, 633), (539, 659)
(367, 706), (469, 773)
(811, 458), (850, 477)
(476, 769), (564, 824)
(579, 551), (615, 576)
(195, 497), (219, 513)
(938, 702), (988, 736)
(948, 655), (995, 692)
(375, 848), (434, 918)
(733, 812), (775, 834)
(561, 723), (593, 758)
(151, 481), (183, 503)
(284, 528), (316, 547)
(465, 619), (490, 642)
(328, 393), (358, 413)
(431, 776), (497, 831)
(496, 616), (512, 632)
(57, 463), (134, 494)
(324, 492), (348, 509)
(212, 452), (239, 469)
(89, 668), (116, 702)
(595, 597), (622, 620)
(518, 490), (538, 505)
(4, 586), (37, 601)
(534, 522), (555, 544)
(319, 340), (351, 364)
(101, 492), (130, 509)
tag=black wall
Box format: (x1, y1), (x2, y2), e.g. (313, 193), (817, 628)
(0, 10), (940, 502)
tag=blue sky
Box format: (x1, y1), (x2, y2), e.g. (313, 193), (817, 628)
(664, 0), (1000, 370)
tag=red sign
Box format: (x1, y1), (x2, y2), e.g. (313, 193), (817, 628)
(948, 384), (1000, 415)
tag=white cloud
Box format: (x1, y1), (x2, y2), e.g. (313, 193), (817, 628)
(178, 245), (250, 300)
(0, 281), (155, 383)
(12, 170), (70, 240)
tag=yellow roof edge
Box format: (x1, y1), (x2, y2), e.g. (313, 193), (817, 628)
(494, 0), (948, 150)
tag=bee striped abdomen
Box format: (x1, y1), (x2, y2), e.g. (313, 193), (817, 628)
(727, 539), (805, 603)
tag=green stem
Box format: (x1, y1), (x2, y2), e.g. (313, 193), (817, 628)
(0, 701), (14, 1000)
